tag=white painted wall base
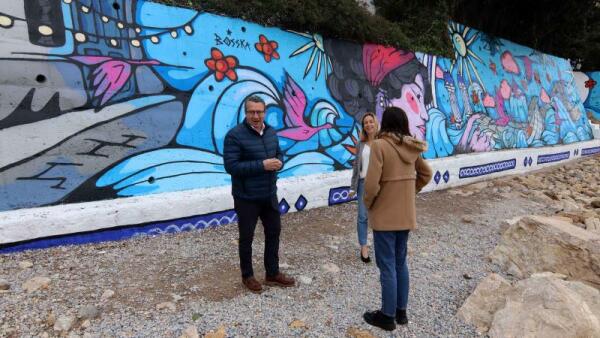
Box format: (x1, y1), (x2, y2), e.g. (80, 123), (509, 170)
(1, 139), (598, 245)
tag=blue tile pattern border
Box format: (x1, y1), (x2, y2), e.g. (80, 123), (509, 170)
(537, 151), (570, 164)
(458, 159), (516, 179)
(582, 146), (600, 156)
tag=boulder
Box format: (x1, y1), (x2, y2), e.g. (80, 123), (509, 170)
(459, 273), (600, 338)
(488, 216), (600, 287)
(457, 273), (512, 333)
(489, 273), (600, 338)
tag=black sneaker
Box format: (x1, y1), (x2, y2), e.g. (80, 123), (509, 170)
(363, 310), (396, 331)
(396, 309), (408, 325)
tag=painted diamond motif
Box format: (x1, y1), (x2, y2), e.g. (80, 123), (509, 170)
(434, 171), (441, 184)
(443, 170), (450, 183)
(528, 157), (533, 166)
(279, 198), (290, 214)
(523, 157), (528, 167)
(294, 195), (308, 211)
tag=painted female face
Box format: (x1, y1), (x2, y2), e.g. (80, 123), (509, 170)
(388, 74), (429, 140)
(362, 115), (377, 137)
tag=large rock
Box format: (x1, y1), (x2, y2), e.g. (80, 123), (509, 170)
(489, 216), (600, 287)
(489, 273), (600, 338)
(457, 273), (512, 333)
(459, 273), (600, 338)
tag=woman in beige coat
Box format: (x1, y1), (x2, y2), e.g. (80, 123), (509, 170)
(362, 106), (432, 331)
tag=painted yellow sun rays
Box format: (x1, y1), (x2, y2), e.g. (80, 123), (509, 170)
(449, 22), (485, 86)
(288, 31), (333, 80)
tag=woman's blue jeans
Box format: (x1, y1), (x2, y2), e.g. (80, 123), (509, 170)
(356, 178), (368, 246)
(373, 230), (410, 317)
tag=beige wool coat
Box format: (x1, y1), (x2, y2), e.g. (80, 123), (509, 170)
(363, 133), (433, 231)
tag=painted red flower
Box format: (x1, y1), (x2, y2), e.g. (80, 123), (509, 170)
(585, 79), (597, 89)
(204, 48), (238, 81)
(255, 35), (279, 62)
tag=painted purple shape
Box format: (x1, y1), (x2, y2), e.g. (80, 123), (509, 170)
(294, 195), (308, 211)
(328, 187), (354, 206)
(443, 170), (450, 183)
(69, 56), (160, 106)
(494, 88), (510, 126)
(277, 73), (332, 141)
(520, 56), (533, 81)
(434, 171), (441, 184)
(279, 198), (290, 214)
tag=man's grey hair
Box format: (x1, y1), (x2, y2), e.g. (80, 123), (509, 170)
(245, 95), (266, 110)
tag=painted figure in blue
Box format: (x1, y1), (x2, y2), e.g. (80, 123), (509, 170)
(325, 40), (432, 143)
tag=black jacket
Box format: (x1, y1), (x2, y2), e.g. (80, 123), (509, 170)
(223, 120), (283, 201)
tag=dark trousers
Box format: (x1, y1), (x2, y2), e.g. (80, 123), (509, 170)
(234, 197), (281, 279)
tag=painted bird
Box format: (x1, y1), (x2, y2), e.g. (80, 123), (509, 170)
(277, 73), (333, 141)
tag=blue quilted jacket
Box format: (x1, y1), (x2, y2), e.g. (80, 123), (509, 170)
(223, 120), (283, 201)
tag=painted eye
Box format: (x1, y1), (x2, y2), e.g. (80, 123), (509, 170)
(417, 94), (421, 100)
(379, 101), (384, 107)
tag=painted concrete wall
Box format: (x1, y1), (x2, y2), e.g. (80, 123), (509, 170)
(575, 71), (600, 120)
(0, 0), (598, 249)
(574, 71), (600, 138)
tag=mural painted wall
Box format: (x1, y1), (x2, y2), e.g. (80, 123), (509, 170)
(574, 71), (600, 123)
(0, 0), (593, 212)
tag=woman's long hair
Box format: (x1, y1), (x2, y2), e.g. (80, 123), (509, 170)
(379, 107), (410, 141)
(359, 112), (379, 142)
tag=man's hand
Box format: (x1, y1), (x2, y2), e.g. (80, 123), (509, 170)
(263, 158), (283, 171)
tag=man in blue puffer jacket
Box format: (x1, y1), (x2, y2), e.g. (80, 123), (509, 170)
(224, 95), (295, 293)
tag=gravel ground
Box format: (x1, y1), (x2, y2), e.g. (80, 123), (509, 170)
(1, 156), (598, 338)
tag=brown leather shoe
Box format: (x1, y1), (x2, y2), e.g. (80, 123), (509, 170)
(242, 276), (263, 293)
(264, 273), (295, 287)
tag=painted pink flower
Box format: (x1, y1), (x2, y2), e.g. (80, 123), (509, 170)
(204, 48), (238, 82)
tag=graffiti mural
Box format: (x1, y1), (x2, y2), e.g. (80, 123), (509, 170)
(575, 71), (600, 124)
(0, 1), (593, 212)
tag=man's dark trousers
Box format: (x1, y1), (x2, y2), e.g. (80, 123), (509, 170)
(234, 196), (280, 279)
